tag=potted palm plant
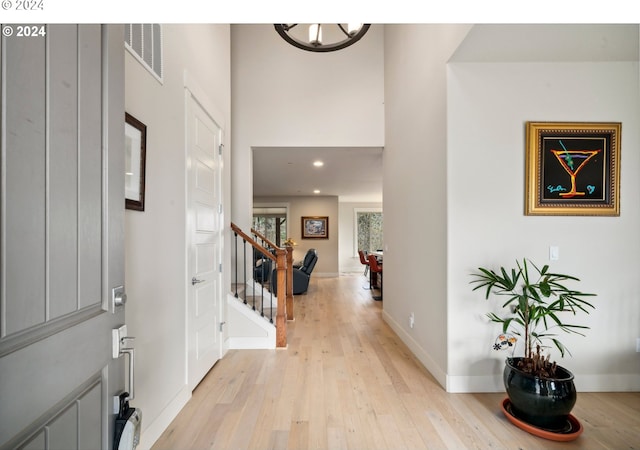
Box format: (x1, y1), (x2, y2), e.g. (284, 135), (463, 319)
(470, 258), (596, 435)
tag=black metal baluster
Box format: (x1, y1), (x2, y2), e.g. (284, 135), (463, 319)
(234, 231), (239, 298)
(243, 239), (247, 299)
(269, 278), (274, 323)
(257, 253), (264, 313)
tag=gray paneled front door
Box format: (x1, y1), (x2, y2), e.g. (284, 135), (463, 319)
(0, 25), (126, 449)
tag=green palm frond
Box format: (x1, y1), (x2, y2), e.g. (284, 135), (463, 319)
(470, 258), (596, 363)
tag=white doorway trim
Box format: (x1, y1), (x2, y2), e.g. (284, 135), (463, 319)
(184, 71), (225, 390)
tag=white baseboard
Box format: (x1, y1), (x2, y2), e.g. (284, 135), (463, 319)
(384, 308), (640, 393)
(446, 374), (504, 393)
(227, 336), (276, 349)
(445, 372), (640, 393)
(574, 373), (640, 392)
(381, 310), (448, 390)
(137, 385), (191, 450)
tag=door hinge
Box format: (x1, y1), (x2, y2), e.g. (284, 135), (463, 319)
(218, 143), (223, 155)
(218, 204), (222, 214)
(219, 263), (222, 273)
(219, 321), (226, 332)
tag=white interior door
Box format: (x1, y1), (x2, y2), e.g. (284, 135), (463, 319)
(186, 91), (223, 390)
(0, 25), (126, 449)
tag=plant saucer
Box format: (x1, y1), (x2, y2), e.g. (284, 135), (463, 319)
(501, 398), (583, 442)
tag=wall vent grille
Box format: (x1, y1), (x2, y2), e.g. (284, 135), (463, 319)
(125, 24), (163, 83)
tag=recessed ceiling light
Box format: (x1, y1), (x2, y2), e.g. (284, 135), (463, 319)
(313, 189), (320, 194)
(313, 161), (324, 167)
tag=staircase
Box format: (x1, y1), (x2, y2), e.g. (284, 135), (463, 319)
(230, 223), (293, 348)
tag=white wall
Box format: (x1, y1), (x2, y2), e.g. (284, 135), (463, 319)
(447, 58), (640, 392)
(383, 24), (639, 393)
(339, 202), (383, 273)
(382, 24), (473, 388)
(382, 23), (639, 393)
(124, 24), (231, 449)
(231, 24), (385, 231)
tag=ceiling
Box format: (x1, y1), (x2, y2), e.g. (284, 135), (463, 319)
(252, 146), (383, 203)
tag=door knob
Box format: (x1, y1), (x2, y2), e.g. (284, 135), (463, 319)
(112, 285), (127, 308)
(191, 277), (205, 285)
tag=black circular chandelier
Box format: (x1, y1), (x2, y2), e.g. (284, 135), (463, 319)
(274, 24), (371, 52)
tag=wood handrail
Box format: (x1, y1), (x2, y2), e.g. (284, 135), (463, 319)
(251, 228), (279, 250)
(251, 225), (295, 322)
(230, 222), (291, 348)
(231, 223), (275, 261)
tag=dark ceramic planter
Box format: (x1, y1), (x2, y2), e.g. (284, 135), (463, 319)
(503, 357), (577, 431)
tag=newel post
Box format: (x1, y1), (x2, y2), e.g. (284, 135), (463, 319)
(285, 246), (294, 321)
(275, 248), (287, 347)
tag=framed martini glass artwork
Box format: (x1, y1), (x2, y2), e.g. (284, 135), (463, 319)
(525, 122), (621, 216)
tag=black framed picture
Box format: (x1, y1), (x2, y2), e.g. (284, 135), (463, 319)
(125, 112), (147, 211)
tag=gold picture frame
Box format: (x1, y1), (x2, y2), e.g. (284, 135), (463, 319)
(301, 216), (329, 239)
(525, 121), (621, 216)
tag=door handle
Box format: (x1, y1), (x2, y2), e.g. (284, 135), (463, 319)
(112, 326), (136, 400)
(120, 344), (136, 401)
(191, 277), (205, 285)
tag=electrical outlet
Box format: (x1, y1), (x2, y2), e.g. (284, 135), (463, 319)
(409, 312), (415, 329)
(636, 338), (640, 353)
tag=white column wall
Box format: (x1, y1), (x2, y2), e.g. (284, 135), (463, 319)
(382, 24), (473, 388)
(124, 24), (231, 448)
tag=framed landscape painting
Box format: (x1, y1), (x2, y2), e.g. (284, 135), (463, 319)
(301, 216), (329, 239)
(525, 122), (621, 216)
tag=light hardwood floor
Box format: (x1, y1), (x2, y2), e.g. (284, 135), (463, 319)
(152, 274), (640, 450)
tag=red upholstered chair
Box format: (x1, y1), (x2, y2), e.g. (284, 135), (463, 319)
(358, 250), (369, 278)
(367, 254), (383, 301)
